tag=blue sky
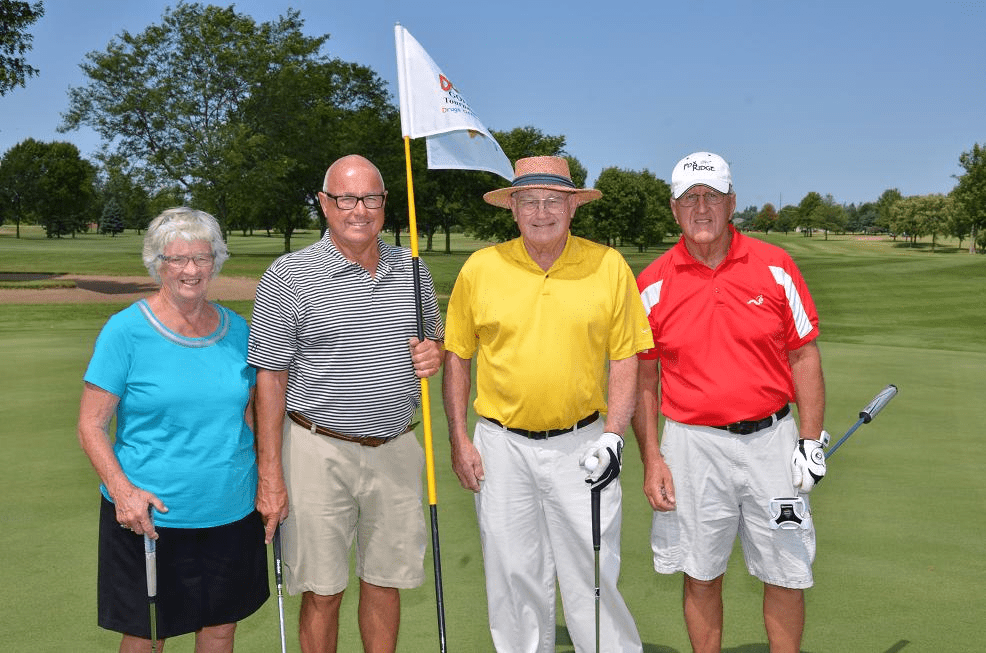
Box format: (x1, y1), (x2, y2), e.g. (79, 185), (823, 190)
(2, 0), (983, 210)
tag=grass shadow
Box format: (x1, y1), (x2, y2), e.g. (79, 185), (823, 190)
(554, 625), (681, 652)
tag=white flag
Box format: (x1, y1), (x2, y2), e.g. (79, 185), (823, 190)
(395, 25), (514, 181)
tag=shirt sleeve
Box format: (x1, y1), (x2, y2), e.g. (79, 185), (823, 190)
(608, 251), (655, 360)
(247, 265), (299, 371)
(83, 311), (132, 397)
(443, 256), (478, 360)
(417, 260), (446, 341)
(772, 257), (820, 350)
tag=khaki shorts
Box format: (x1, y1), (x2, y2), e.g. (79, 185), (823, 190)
(651, 416), (816, 589)
(280, 417), (426, 595)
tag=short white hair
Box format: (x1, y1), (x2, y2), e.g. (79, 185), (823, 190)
(142, 207), (229, 283)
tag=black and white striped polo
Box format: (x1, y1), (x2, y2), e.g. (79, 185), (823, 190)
(248, 232), (444, 440)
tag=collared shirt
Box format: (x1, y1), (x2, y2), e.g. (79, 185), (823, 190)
(445, 235), (653, 431)
(636, 225), (819, 425)
(248, 231), (444, 439)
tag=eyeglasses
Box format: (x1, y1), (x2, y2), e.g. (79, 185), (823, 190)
(323, 193), (387, 210)
(158, 254), (215, 268)
(676, 190), (728, 207)
(515, 196), (569, 216)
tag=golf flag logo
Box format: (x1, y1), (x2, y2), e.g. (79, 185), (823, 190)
(395, 24), (514, 181)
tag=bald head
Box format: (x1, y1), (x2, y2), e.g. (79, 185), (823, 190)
(323, 155), (385, 194)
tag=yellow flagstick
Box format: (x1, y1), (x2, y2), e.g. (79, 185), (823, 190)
(403, 135), (448, 653)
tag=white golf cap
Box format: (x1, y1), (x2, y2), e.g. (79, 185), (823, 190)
(670, 152), (732, 199)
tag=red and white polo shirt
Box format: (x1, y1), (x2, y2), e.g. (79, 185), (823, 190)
(637, 226), (820, 425)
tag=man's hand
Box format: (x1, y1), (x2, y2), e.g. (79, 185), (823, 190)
(579, 432), (623, 482)
(792, 432), (829, 492)
(409, 337), (442, 378)
(643, 455), (677, 512)
(450, 436), (485, 493)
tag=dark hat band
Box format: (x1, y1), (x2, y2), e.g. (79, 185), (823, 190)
(511, 173), (576, 189)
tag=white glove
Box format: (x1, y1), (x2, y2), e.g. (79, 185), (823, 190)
(579, 432), (623, 483)
(792, 431), (829, 492)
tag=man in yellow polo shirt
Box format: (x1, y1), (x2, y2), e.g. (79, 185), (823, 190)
(442, 156), (653, 653)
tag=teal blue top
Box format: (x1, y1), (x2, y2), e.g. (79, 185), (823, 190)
(84, 300), (257, 528)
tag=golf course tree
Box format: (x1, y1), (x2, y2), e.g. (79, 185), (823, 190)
(581, 167), (673, 251)
(632, 168), (675, 249)
(946, 191), (978, 253)
(952, 142), (986, 253)
(732, 204), (758, 230)
(99, 198), (125, 236)
(58, 3), (338, 239)
(0, 0), (44, 96)
(98, 157), (152, 233)
(845, 201), (879, 233)
(812, 194), (848, 240)
(413, 163), (503, 253)
(750, 203), (778, 233)
(147, 185), (187, 225)
(875, 188), (903, 237)
(796, 191), (823, 236)
(889, 193), (954, 251)
(775, 205), (797, 234)
(0, 138), (97, 237)
(228, 57), (404, 252)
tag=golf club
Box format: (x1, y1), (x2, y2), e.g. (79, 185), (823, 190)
(826, 384), (898, 459)
(143, 530), (158, 653)
(586, 449), (620, 653)
(590, 487), (602, 653)
(773, 384), (899, 529)
(273, 524), (287, 653)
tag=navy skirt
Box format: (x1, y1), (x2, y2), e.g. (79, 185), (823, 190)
(97, 497), (269, 639)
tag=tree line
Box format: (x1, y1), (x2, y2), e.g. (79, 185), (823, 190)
(1, 2), (984, 253)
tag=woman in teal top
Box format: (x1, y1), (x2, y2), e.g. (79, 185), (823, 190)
(78, 207), (267, 651)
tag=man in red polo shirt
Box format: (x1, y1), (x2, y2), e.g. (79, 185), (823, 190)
(632, 152), (828, 653)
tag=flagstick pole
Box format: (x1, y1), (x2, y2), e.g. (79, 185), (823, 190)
(404, 135), (449, 653)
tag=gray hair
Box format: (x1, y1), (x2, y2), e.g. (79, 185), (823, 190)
(142, 207), (229, 283)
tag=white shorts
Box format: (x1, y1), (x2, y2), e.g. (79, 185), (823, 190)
(650, 415), (816, 589)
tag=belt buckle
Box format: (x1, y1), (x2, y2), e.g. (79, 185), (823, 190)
(728, 422), (754, 435)
(528, 430), (550, 440)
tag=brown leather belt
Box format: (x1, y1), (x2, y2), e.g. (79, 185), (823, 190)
(287, 411), (414, 447)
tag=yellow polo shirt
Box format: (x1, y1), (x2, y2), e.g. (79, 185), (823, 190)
(445, 235), (654, 430)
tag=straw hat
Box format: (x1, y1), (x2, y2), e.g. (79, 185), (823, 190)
(483, 156), (602, 208)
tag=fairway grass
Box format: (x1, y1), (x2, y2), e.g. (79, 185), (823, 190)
(1, 231), (983, 651)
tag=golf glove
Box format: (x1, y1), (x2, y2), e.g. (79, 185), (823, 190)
(580, 431), (623, 485)
(792, 431), (830, 492)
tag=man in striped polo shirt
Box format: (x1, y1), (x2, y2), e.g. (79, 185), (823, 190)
(443, 156), (651, 652)
(248, 155), (444, 653)
(632, 152), (828, 653)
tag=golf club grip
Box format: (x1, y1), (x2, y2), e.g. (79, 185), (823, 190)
(859, 384), (898, 423)
(144, 535), (157, 597)
(591, 489), (601, 549)
(273, 525), (283, 584)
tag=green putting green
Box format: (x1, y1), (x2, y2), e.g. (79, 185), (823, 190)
(1, 230), (982, 651)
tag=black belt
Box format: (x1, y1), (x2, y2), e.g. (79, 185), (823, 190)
(484, 411), (600, 440)
(712, 405), (790, 435)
